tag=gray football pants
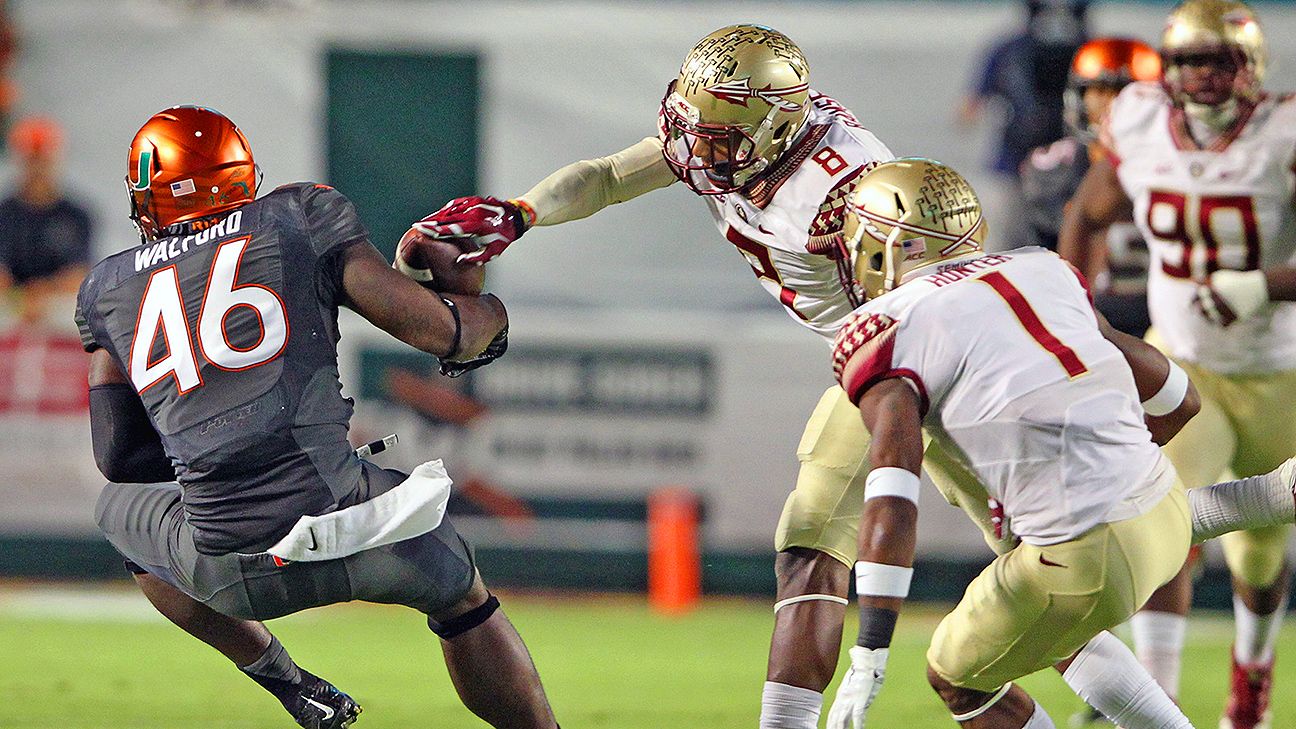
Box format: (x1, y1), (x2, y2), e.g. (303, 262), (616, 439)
(95, 461), (477, 621)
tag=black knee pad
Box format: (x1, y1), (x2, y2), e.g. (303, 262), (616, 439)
(428, 593), (500, 640)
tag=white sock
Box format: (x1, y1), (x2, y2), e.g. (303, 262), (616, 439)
(1023, 701), (1056, 728)
(759, 681), (822, 729)
(1062, 631), (1192, 729)
(1129, 611), (1187, 698)
(1190, 464), (1295, 543)
(1234, 593), (1288, 665)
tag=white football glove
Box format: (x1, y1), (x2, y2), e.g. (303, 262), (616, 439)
(1194, 269), (1268, 327)
(827, 646), (889, 729)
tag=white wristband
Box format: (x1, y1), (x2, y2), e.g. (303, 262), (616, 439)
(1142, 360), (1189, 417)
(855, 561), (914, 598)
(865, 467), (921, 504)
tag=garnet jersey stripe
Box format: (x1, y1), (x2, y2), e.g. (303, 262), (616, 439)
(977, 271), (1089, 379)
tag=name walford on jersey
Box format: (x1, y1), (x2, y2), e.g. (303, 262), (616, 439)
(133, 210), (245, 273)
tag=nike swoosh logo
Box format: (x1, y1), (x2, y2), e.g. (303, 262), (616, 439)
(306, 528), (318, 552)
(303, 696), (335, 721)
(1039, 554), (1067, 568)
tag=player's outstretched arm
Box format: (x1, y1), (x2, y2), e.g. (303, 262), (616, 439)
(1058, 157), (1131, 282)
(340, 241), (507, 361)
(827, 378), (922, 729)
(413, 137), (676, 265)
(1096, 313), (1200, 445)
(87, 348), (174, 483)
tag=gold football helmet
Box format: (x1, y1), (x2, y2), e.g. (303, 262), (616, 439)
(659, 24), (811, 195)
(1161, 0), (1266, 123)
(842, 159), (986, 300)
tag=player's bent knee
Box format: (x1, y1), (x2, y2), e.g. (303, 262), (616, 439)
(428, 592), (501, 640)
(1223, 527), (1290, 588)
(927, 664), (1005, 716)
(774, 548), (850, 595)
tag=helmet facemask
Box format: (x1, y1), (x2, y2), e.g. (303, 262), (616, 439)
(842, 159), (987, 300)
(659, 81), (770, 195)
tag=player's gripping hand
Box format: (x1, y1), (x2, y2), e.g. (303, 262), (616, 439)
(440, 325), (508, 378)
(826, 646), (889, 729)
(412, 196), (533, 265)
(1193, 269), (1269, 327)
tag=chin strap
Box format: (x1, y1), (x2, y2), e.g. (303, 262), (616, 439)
(1184, 97), (1241, 137)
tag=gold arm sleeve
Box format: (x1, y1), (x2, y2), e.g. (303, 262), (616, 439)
(517, 136), (677, 226)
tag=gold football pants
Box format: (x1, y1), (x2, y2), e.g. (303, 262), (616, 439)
(775, 386), (1014, 567)
(1148, 331), (1296, 589)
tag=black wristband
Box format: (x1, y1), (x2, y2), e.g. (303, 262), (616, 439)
(857, 606), (899, 649)
(440, 296), (463, 360)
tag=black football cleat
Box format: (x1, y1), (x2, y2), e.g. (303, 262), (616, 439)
(284, 671), (362, 729)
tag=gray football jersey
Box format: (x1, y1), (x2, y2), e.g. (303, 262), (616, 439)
(77, 183), (370, 554)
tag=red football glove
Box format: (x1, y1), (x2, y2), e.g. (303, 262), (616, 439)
(412, 196), (533, 265)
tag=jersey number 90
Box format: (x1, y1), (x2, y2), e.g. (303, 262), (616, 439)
(1147, 191), (1260, 279)
(129, 236), (289, 395)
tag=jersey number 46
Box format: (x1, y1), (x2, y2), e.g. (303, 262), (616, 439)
(129, 236), (288, 395)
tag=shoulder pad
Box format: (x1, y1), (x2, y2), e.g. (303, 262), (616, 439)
(832, 310), (902, 403)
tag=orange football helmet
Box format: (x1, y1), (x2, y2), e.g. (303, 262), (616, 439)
(126, 106), (258, 241)
(1063, 37), (1161, 140)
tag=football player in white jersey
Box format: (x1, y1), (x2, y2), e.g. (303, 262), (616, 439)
(826, 157), (1296, 729)
(411, 24), (1009, 729)
(1059, 2), (1295, 726)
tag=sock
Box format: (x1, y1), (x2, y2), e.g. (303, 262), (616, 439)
(1129, 610), (1187, 698)
(1234, 593), (1287, 665)
(239, 635), (305, 703)
(1062, 631), (1192, 729)
(1189, 466), (1295, 543)
(1023, 701), (1056, 728)
(759, 681), (822, 729)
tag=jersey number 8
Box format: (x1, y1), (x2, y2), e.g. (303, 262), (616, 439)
(129, 236), (288, 395)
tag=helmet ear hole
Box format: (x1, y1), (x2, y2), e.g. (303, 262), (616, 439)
(868, 252), (885, 273)
(773, 122), (789, 140)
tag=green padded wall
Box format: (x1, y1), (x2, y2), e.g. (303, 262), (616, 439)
(326, 49), (479, 259)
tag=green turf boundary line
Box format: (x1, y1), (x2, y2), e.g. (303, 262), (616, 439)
(0, 534), (1262, 609)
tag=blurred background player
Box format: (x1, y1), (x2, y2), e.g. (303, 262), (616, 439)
(1020, 37), (1159, 338)
(958, 0), (1090, 251)
(826, 157), (1296, 729)
(1059, 2), (1295, 726)
(78, 106), (553, 729)
(0, 116), (94, 324)
(414, 24), (1007, 729)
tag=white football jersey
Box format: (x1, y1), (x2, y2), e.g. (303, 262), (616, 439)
(702, 92), (894, 340)
(833, 248), (1174, 545)
(1106, 82), (1296, 373)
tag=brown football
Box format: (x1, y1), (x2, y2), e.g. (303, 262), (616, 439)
(393, 228), (485, 295)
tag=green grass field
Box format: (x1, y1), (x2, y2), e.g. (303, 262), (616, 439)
(1, 584), (1293, 728)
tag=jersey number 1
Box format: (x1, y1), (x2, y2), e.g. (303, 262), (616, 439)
(129, 236), (288, 394)
(978, 271), (1088, 378)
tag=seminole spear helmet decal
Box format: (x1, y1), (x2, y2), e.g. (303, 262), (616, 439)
(658, 24), (812, 195)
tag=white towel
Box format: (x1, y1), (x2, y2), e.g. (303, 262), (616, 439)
(267, 459), (453, 562)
